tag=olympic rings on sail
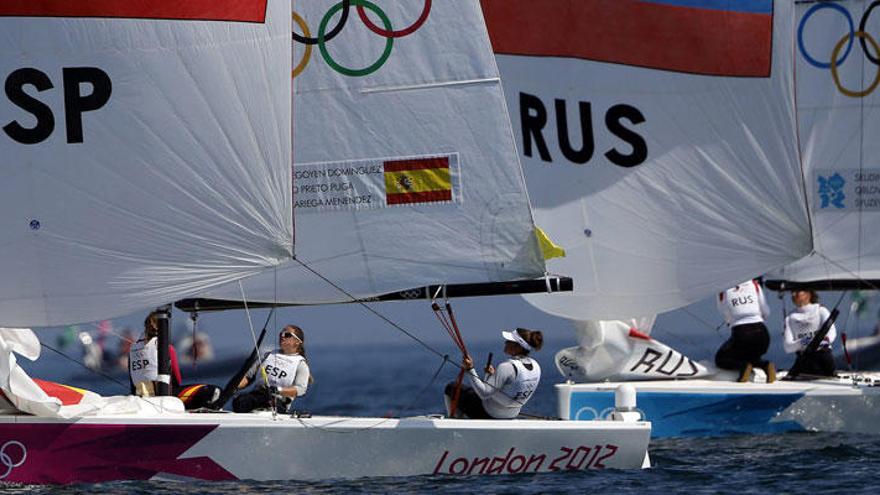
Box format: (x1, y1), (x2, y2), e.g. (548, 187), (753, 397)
(831, 31), (880, 98)
(797, 1), (880, 97)
(292, 11), (313, 78)
(357, 0), (431, 38)
(293, 0), (350, 45)
(291, 0), (432, 78)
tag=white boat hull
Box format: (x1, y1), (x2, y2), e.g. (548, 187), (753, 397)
(0, 413), (650, 483)
(557, 372), (880, 437)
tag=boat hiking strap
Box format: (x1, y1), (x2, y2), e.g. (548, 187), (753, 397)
(431, 292), (468, 417)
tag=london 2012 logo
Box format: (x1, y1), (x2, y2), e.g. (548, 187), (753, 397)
(291, 0), (431, 78)
(798, 1), (880, 98)
(0, 441), (26, 480)
(818, 172), (847, 209)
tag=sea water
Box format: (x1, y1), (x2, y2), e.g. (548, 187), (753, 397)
(11, 340), (880, 494)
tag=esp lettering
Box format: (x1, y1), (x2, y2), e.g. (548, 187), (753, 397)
(519, 92), (647, 168)
(3, 67), (112, 144)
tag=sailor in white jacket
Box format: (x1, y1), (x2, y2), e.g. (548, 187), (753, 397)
(715, 279), (776, 382)
(234, 325), (311, 413)
(783, 290), (837, 377)
(445, 328), (543, 419)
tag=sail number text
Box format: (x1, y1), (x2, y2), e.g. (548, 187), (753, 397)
(3, 67), (112, 145)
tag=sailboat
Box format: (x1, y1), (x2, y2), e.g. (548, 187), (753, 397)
(0, 1), (649, 484)
(482, 0), (880, 437)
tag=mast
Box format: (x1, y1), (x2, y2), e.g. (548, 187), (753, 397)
(156, 306), (171, 397)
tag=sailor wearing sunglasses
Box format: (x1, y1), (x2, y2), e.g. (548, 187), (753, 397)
(233, 325), (312, 413)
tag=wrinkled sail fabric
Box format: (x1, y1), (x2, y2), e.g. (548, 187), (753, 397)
(767, 0), (880, 286)
(203, 0), (544, 304)
(556, 320), (710, 383)
(0, 1), (292, 326)
(482, 0), (812, 319)
(0, 328), (184, 418)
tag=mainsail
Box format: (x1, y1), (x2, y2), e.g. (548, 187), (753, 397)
(766, 0), (880, 290)
(482, 0), (812, 320)
(0, 1), (293, 327)
(199, 0), (546, 305)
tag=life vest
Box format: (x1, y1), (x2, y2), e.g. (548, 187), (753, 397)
(788, 304), (832, 349)
(129, 337), (158, 386)
(719, 280), (766, 326)
(502, 357), (541, 404)
(261, 353), (305, 389)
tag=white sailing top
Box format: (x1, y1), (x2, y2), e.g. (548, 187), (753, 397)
(717, 280), (770, 327)
(467, 356), (541, 419)
(783, 304), (837, 353)
(129, 338), (159, 384)
(246, 352), (310, 395)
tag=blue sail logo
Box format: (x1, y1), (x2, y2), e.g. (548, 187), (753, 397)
(818, 173), (846, 209)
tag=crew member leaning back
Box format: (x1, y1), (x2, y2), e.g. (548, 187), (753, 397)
(233, 325), (312, 413)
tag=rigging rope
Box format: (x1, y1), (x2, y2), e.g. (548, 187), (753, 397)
(290, 258), (531, 412)
(39, 342), (130, 392)
(238, 280), (275, 418)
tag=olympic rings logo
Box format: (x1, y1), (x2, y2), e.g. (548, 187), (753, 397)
(0, 441), (27, 480)
(798, 1), (880, 98)
(291, 0), (431, 78)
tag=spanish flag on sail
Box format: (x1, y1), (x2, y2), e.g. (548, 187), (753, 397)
(384, 157), (453, 205)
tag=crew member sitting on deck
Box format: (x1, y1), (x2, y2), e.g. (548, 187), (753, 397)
(233, 325), (312, 413)
(129, 310), (182, 396)
(445, 328), (543, 419)
(783, 290), (837, 377)
(716, 279), (776, 383)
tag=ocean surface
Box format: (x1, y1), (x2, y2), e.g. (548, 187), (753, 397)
(11, 339), (880, 494)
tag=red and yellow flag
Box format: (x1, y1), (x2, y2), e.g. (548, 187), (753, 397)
(384, 157), (453, 205)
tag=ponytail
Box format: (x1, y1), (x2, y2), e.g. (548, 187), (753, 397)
(515, 327), (544, 353)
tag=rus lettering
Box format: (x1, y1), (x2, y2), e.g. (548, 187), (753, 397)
(519, 92), (647, 168)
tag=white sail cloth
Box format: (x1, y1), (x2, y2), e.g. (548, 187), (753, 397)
(0, 328), (183, 418)
(0, 1), (293, 326)
(482, 0), (811, 319)
(203, 0), (544, 304)
(768, 0), (880, 285)
(555, 320), (710, 383)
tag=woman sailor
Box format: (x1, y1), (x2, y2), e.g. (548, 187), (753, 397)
(446, 328), (543, 419)
(129, 310), (182, 396)
(783, 290), (837, 377)
(715, 279), (776, 383)
(233, 325), (312, 413)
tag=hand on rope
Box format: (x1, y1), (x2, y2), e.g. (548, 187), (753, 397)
(462, 355), (474, 371)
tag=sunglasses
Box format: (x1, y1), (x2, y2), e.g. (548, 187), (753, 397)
(280, 332), (297, 340)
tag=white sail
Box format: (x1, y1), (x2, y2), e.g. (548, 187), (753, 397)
(767, 0), (880, 287)
(203, 0), (544, 304)
(482, 0), (812, 320)
(0, 1), (293, 327)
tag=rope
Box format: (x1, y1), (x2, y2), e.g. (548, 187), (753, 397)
(290, 258), (530, 411)
(293, 258), (446, 360)
(39, 342), (130, 392)
(238, 280), (275, 418)
(432, 300), (468, 416)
